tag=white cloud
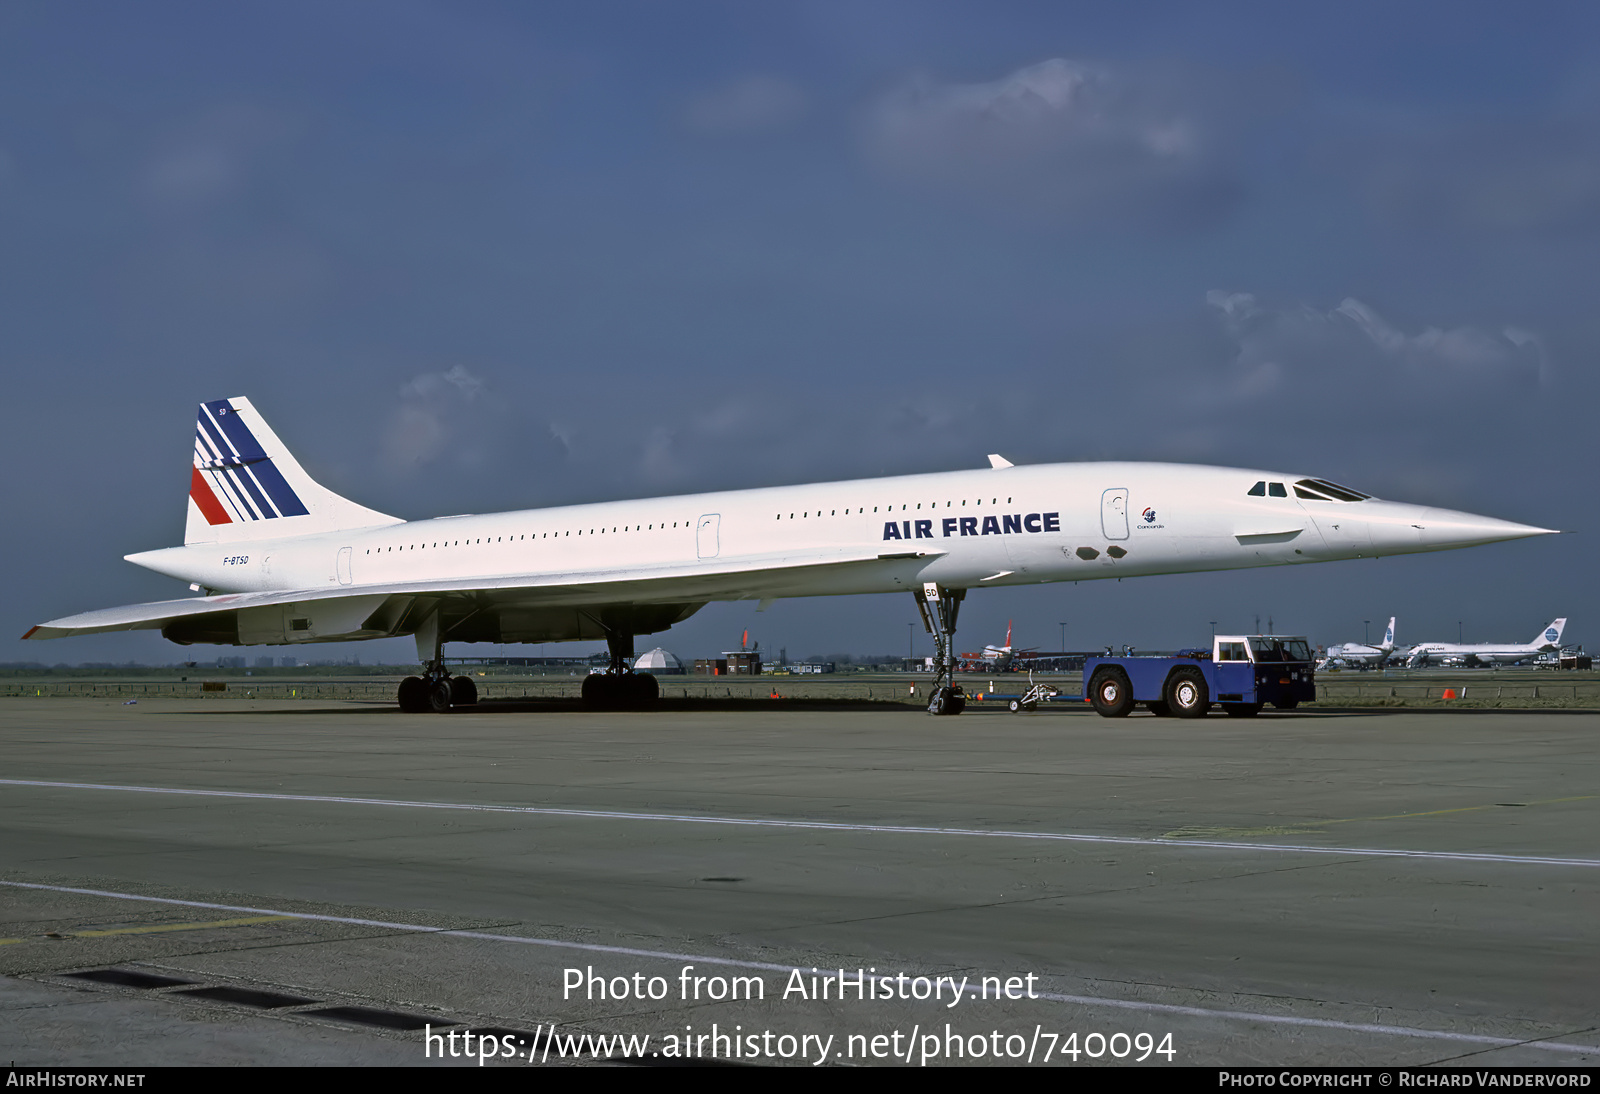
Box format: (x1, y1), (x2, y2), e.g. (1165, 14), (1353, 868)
(681, 75), (808, 136)
(1356, 119), (1600, 234)
(384, 365), (488, 469)
(860, 59), (1236, 228)
(400, 364), (485, 401)
(1207, 291), (1546, 392)
(141, 104), (299, 210)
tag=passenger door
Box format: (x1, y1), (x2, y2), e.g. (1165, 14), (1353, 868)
(1101, 488), (1130, 541)
(696, 514), (721, 559)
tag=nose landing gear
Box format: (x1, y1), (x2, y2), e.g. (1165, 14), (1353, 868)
(915, 583), (968, 716)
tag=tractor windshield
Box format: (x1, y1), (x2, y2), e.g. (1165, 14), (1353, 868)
(1249, 637), (1313, 663)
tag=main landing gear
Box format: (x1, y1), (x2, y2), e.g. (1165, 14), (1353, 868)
(396, 608), (479, 713)
(397, 669), (478, 713)
(580, 619), (660, 710)
(915, 582), (968, 716)
(581, 671), (659, 709)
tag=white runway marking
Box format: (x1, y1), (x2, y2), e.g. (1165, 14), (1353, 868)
(1, 777), (1595, 869)
(0, 879), (1593, 1057)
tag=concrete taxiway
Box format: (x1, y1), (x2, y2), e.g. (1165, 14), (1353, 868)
(1, 697), (1596, 1067)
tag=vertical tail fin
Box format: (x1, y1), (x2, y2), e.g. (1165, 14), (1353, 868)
(1382, 617), (1395, 649)
(186, 397), (399, 545)
(1536, 618), (1566, 647)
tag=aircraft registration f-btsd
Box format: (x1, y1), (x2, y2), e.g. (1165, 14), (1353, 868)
(26, 398), (1557, 714)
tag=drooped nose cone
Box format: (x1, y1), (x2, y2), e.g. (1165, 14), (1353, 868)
(1412, 506), (1557, 550)
(1358, 500), (1557, 555)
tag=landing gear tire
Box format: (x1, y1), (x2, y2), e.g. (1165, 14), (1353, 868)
(927, 685), (965, 715)
(1145, 700), (1172, 717)
(1166, 667), (1210, 718)
(426, 681), (453, 714)
(1008, 699), (1022, 713)
(627, 672), (660, 706)
(1089, 670), (1134, 718)
(582, 672), (658, 710)
(397, 676), (426, 713)
(1225, 702), (1262, 717)
(450, 676), (478, 706)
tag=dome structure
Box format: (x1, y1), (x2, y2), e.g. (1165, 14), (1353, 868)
(632, 647), (683, 674)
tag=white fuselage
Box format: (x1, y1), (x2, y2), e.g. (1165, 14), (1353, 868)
(1323, 643), (1393, 667)
(1404, 618), (1565, 667)
(1407, 643), (1548, 667)
(126, 462), (1546, 610)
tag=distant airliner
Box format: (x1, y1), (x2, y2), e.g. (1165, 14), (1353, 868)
(26, 398), (1557, 714)
(1322, 617), (1399, 669)
(960, 621), (1036, 672)
(1405, 619), (1567, 668)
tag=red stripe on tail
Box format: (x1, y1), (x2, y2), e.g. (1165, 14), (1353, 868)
(190, 467), (232, 525)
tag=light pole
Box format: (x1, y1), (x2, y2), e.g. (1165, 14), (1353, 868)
(1364, 620), (1370, 645)
(908, 622), (913, 662)
(1059, 622), (1066, 652)
(1210, 621), (1217, 638)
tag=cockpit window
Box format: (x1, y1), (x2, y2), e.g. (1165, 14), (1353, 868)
(1247, 481), (1266, 496)
(1299, 478), (1372, 502)
(1268, 482), (1287, 497)
(1294, 484), (1331, 500)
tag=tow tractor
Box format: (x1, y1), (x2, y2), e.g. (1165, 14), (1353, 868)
(1083, 635), (1316, 718)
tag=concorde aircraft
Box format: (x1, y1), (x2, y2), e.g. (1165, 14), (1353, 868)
(25, 398), (1556, 714)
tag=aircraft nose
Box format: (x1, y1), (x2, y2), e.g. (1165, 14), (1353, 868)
(1405, 507), (1557, 551)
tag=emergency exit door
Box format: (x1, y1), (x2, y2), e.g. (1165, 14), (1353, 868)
(1101, 488), (1130, 540)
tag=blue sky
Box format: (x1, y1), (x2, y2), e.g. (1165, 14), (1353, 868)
(4, 2), (1596, 664)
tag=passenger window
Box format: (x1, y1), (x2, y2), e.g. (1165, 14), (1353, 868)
(1248, 481), (1266, 496)
(1268, 483), (1287, 497)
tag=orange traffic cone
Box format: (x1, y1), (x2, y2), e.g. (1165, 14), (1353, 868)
(1441, 688), (1457, 700)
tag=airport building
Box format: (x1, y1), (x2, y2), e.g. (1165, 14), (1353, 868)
(632, 648), (684, 675)
(694, 652), (761, 675)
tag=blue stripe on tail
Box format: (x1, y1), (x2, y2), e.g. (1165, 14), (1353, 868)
(197, 400), (310, 519)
